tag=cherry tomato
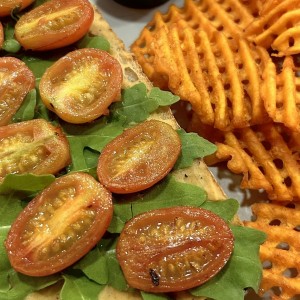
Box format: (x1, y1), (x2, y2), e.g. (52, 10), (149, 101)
(117, 206), (234, 293)
(39, 48), (123, 124)
(5, 172), (113, 276)
(97, 120), (181, 194)
(0, 57), (35, 126)
(0, 0), (35, 17)
(0, 23), (3, 48)
(0, 119), (71, 181)
(14, 0), (94, 51)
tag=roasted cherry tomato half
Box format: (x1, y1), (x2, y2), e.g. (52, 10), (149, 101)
(5, 172), (113, 276)
(0, 23), (3, 48)
(0, 0), (35, 17)
(39, 48), (123, 124)
(97, 119), (181, 194)
(14, 0), (94, 51)
(0, 119), (71, 181)
(0, 57), (35, 126)
(117, 206), (234, 293)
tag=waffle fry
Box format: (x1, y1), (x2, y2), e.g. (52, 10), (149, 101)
(212, 123), (300, 201)
(244, 0), (300, 56)
(132, 0), (273, 131)
(131, 0), (254, 89)
(262, 56), (300, 131)
(245, 202), (300, 299)
(150, 21), (271, 130)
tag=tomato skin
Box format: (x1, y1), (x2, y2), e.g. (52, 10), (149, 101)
(5, 172), (113, 276)
(14, 0), (94, 51)
(0, 119), (71, 181)
(39, 48), (123, 124)
(97, 120), (181, 194)
(0, 57), (35, 126)
(0, 23), (3, 48)
(117, 206), (234, 293)
(0, 0), (35, 17)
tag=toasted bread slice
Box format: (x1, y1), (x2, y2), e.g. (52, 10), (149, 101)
(25, 7), (232, 300)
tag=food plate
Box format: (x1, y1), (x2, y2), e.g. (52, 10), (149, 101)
(94, 0), (262, 222)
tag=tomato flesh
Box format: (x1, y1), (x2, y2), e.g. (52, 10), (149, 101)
(5, 172), (113, 276)
(97, 120), (181, 194)
(39, 48), (123, 124)
(0, 119), (70, 181)
(0, 57), (35, 126)
(14, 0), (94, 51)
(0, 0), (35, 17)
(117, 206), (234, 292)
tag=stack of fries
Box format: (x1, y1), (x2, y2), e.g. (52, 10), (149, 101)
(131, 0), (300, 298)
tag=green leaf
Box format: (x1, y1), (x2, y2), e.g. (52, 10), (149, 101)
(190, 226), (266, 300)
(0, 173), (55, 195)
(64, 120), (123, 172)
(110, 83), (179, 126)
(108, 176), (207, 233)
(174, 129), (217, 170)
(22, 55), (55, 83)
(0, 194), (24, 226)
(141, 291), (171, 300)
(2, 22), (21, 53)
(0, 227), (60, 298)
(12, 89), (37, 123)
(76, 34), (110, 51)
(200, 198), (239, 222)
(148, 87), (179, 106)
(60, 274), (104, 300)
(0, 227), (12, 291)
(106, 250), (128, 291)
(74, 247), (108, 285)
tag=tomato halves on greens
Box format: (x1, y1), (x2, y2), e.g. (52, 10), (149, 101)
(0, 119), (70, 181)
(39, 48), (123, 124)
(0, 0), (35, 17)
(14, 0), (94, 51)
(117, 206), (234, 293)
(97, 119), (181, 194)
(5, 172), (113, 276)
(0, 57), (35, 126)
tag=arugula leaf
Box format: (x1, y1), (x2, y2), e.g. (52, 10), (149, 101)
(174, 129), (217, 170)
(64, 120), (123, 172)
(200, 198), (239, 222)
(0, 173), (55, 195)
(0, 227), (12, 291)
(12, 89), (37, 123)
(73, 247), (108, 285)
(190, 226), (266, 300)
(76, 34), (110, 51)
(108, 176), (207, 233)
(110, 84), (179, 126)
(2, 22), (21, 53)
(141, 291), (171, 300)
(0, 227), (60, 299)
(60, 273), (104, 300)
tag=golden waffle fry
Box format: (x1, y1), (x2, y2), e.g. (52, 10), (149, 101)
(261, 56), (300, 131)
(149, 21), (270, 130)
(131, 0), (254, 89)
(239, 0), (266, 17)
(212, 123), (300, 201)
(245, 202), (300, 299)
(244, 0), (300, 56)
